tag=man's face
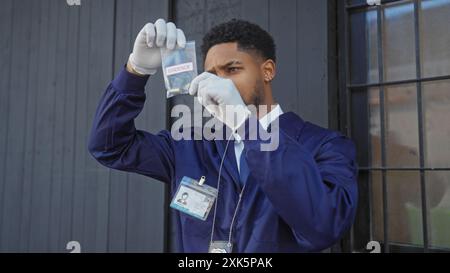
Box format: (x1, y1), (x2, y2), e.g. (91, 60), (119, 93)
(204, 42), (265, 106)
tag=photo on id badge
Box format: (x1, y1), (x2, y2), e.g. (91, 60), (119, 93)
(174, 192), (213, 214)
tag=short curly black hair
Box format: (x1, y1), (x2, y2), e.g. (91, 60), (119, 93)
(201, 19), (276, 63)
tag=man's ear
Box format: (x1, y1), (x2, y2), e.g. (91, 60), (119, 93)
(261, 59), (276, 83)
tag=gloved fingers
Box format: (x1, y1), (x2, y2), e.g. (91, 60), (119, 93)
(188, 72), (214, 96)
(196, 95), (216, 110)
(196, 80), (208, 104)
(154, 18), (167, 47)
(166, 22), (177, 50)
(196, 95), (203, 107)
(197, 77), (218, 100)
(204, 104), (221, 119)
(197, 79), (211, 104)
(176, 29), (186, 49)
(144, 23), (156, 48)
(198, 78), (223, 108)
(203, 92), (219, 108)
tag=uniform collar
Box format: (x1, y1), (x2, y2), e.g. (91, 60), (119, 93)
(234, 104), (284, 143)
(259, 104), (284, 131)
(210, 109), (305, 191)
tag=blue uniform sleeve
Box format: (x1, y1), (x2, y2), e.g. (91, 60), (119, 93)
(88, 66), (175, 183)
(243, 117), (358, 251)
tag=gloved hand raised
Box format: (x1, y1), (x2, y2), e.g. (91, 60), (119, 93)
(128, 18), (186, 75)
(189, 72), (251, 131)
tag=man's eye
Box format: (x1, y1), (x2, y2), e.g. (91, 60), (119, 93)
(228, 67), (240, 73)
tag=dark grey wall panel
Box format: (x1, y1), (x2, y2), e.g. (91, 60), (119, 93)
(19, 0), (42, 252)
(71, 0), (91, 253)
(0, 1), (13, 248)
(121, 0), (168, 253)
(1, 0), (32, 251)
(268, 0), (298, 115)
(0, 0), (335, 253)
(241, 0), (269, 30)
(58, 0), (80, 252)
(27, 0), (51, 252)
(0, 0), (169, 253)
(296, 0), (330, 127)
(48, 0), (69, 252)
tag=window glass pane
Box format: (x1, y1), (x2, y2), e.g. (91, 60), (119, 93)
(423, 80), (450, 168)
(369, 88), (381, 167)
(426, 171), (450, 249)
(367, 85), (419, 168)
(385, 84), (420, 167)
(351, 89), (371, 167)
(420, 0), (450, 77)
(383, 1), (416, 82)
(350, 10), (379, 84)
(390, 171), (423, 245)
(372, 171), (424, 245)
(371, 170), (384, 243)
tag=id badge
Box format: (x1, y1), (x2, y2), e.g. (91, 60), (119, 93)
(170, 176), (218, 221)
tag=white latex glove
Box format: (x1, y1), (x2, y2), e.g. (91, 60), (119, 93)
(189, 72), (251, 131)
(128, 18), (186, 75)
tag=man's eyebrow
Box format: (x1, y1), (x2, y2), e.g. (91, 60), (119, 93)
(206, 60), (243, 73)
(221, 60), (243, 67)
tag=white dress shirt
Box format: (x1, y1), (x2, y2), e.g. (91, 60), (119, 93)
(234, 104), (284, 173)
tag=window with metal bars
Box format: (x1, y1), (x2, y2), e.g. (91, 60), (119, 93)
(338, 0), (450, 252)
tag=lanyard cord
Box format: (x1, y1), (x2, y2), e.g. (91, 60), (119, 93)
(228, 181), (246, 245)
(209, 132), (246, 249)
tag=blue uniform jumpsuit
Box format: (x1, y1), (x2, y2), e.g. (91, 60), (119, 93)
(88, 67), (359, 252)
